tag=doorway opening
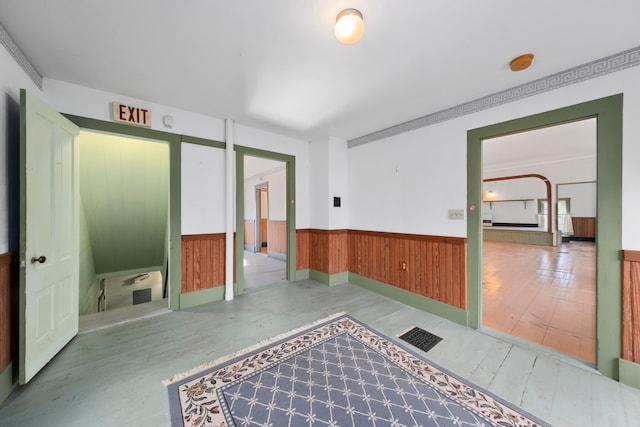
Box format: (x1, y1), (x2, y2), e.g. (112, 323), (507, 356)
(77, 129), (170, 333)
(481, 120), (597, 363)
(235, 146), (296, 295)
(467, 94), (622, 379)
(242, 156), (287, 292)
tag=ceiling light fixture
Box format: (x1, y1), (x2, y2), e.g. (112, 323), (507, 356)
(334, 8), (364, 44)
(509, 53), (534, 71)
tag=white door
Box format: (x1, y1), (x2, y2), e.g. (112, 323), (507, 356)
(19, 89), (79, 384)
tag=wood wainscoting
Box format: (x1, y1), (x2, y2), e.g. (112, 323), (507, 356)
(348, 230), (467, 309)
(295, 229), (348, 274)
(310, 229), (349, 275)
(181, 233), (233, 293)
(0, 252), (18, 373)
(572, 217), (596, 239)
(244, 220), (255, 249)
(295, 229), (467, 309)
(296, 229), (310, 270)
(268, 220), (287, 255)
(622, 250), (640, 364)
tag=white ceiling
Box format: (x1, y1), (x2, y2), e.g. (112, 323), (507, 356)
(483, 118), (597, 172)
(0, 1), (638, 144)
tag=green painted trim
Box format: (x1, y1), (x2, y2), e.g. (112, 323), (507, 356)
(235, 150), (245, 295)
(0, 362), (15, 405)
(309, 269), (330, 285)
(169, 139), (181, 310)
(179, 286), (225, 309)
(329, 271), (349, 286)
(308, 270), (349, 286)
(234, 145), (296, 296)
(349, 273), (468, 325)
(63, 114), (183, 311)
(18, 90), (27, 384)
(619, 358), (640, 390)
(181, 135), (226, 149)
(467, 94), (623, 380)
(96, 266), (164, 279)
(295, 269), (310, 281)
(0, 362), (18, 405)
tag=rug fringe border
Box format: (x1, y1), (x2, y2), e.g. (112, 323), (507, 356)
(162, 311), (347, 386)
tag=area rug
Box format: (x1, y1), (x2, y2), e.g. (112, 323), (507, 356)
(164, 313), (552, 427)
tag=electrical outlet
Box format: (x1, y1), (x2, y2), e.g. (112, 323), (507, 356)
(400, 261), (408, 271)
(448, 209), (465, 220)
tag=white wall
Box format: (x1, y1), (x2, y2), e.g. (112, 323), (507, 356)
(348, 65), (640, 249)
(0, 45), (43, 253)
(244, 166), (286, 222)
(40, 79), (311, 233)
(559, 182), (597, 217)
(234, 123), (310, 228)
(482, 178), (545, 224)
(309, 136), (348, 229)
(43, 79), (226, 141)
(181, 143), (226, 234)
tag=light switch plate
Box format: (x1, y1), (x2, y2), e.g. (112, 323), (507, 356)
(448, 209), (465, 220)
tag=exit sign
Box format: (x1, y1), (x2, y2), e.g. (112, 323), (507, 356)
(112, 102), (151, 127)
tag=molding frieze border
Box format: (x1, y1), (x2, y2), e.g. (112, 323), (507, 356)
(349, 45), (640, 148)
(0, 22), (42, 89)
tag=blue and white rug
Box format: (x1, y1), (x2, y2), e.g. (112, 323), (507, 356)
(164, 313), (552, 427)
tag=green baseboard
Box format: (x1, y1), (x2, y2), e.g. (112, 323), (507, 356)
(619, 358), (640, 390)
(179, 286), (225, 309)
(0, 362), (15, 406)
(295, 269), (310, 281)
(348, 273), (469, 326)
(309, 270), (349, 287)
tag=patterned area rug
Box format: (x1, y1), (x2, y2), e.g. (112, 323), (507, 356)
(164, 313), (552, 427)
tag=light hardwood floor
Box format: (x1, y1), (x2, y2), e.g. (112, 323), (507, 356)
(1, 279), (639, 426)
(483, 240), (595, 363)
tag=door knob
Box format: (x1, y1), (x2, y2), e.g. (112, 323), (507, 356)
(30, 256), (46, 264)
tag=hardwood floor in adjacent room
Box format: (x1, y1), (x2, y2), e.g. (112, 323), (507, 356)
(483, 240), (596, 363)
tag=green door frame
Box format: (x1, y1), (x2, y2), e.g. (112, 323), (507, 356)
(64, 116), (229, 311)
(235, 146), (296, 294)
(467, 94), (623, 379)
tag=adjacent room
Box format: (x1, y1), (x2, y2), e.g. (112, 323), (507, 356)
(482, 119), (597, 363)
(242, 156), (288, 291)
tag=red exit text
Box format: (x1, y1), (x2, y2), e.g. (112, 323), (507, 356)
(112, 102), (152, 127)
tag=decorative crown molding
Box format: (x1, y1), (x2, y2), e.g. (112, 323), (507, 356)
(348, 45), (640, 148)
(0, 22), (42, 89)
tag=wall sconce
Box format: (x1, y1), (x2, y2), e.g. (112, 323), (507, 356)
(485, 190), (496, 199)
(334, 8), (364, 44)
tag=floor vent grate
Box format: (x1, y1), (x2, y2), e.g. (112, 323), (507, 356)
(399, 327), (442, 353)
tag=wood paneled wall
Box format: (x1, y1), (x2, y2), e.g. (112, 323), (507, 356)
(296, 229), (310, 270)
(572, 217), (596, 239)
(295, 229), (467, 309)
(261, 219), (268, 246)
(269, 220), (287, 254)
(181, 233), (231, 293)
(348, 230), (467, 309)
(622, 250), (640, 364)
(0, 252), (17, 373)
(244, 220), (255, 248)
(308, 229), (348, 275)
(296, 229), (348, 274)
